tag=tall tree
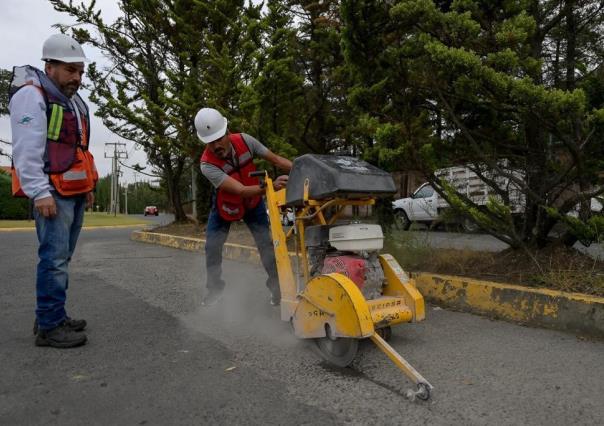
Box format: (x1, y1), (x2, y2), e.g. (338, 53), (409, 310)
(292, 0), (353, 154)
(342, 0), (604, 249)
(240, 0), (304, 161)
(50, 0), (259, 222)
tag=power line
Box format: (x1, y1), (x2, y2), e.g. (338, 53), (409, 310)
(116, 159), (160, 178)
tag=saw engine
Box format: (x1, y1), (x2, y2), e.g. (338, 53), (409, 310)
(306, 223), (385, 300)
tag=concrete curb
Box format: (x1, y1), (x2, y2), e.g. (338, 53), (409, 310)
(0, 224), (149, 232)
(130, 231), (266, 264)
(131, 230), (604, 338)
(413, 273), (604, 338)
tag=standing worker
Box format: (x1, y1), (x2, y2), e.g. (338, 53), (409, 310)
(194, 108), (292, 306)
(9, 34), (98, 348)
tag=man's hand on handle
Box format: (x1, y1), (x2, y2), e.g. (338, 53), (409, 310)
(273, 175), (289, 191)
(34, 196), (57, 218)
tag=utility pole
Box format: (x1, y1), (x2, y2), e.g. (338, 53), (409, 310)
(124, 184), (128, 215)
(104, 142), (128, 216)
(116, 166), (121, 215)
(109, 156), (114, 215)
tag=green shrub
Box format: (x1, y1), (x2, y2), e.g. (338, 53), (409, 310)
(0, 172), (30, 219)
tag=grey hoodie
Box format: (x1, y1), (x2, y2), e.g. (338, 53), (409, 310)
(9, 67), (84, 200)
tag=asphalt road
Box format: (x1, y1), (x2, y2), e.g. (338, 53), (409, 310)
(1, 227), (603, 425)
(131, 213), (175, 227)
(403, 228), (604, 259)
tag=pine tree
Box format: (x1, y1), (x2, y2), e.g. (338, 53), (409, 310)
(342, 0), (604, 249)
(240, 0), (304, 162)
(50, 0), (259, 222)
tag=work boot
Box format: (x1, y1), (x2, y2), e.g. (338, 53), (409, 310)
(201, 289), (223, 306)
(33, 317), (87, 335)
(35, 323), (87, 348)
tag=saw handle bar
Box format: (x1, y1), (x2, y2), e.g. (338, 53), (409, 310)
(249, 170), (269, 189)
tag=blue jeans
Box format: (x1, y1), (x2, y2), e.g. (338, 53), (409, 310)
(205, 198), (280, 296)
(34, 192), (86, 330)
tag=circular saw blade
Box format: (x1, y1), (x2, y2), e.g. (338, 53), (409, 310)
(314, 337), (359, 367)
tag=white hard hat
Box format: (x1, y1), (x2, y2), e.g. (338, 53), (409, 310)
(41, 34), (88, 63)
(194, 108), (228, 143)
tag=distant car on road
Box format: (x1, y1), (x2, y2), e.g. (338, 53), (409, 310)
(144, 206), (159, 216)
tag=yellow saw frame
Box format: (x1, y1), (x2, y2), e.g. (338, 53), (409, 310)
(261, 173), (433, 400)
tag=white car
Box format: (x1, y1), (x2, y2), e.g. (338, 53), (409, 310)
(392, 183), (480, 232)
(392, 183), (441, 230)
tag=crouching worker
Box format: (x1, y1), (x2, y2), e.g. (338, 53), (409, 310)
(194, 108), (292, 306)
(9, 34), (98, 348)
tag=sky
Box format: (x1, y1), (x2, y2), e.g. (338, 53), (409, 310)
(0, 0), (150, 183)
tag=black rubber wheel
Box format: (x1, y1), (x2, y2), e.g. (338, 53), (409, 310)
(395, 210), (411, 231)
(416, 383), (431, 401)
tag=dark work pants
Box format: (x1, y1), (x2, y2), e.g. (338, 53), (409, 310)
(204, 198), (280, 296)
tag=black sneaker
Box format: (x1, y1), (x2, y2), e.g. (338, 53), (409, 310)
(35, 324), (87, 348)
(202, 289), (223, 306)
(33, 317), (87, 335)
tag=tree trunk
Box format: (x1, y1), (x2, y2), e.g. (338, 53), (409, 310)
(169, 177), (187, 222)
(195, 166), (212, 224)
(162, 155), (187, 222)
(565, 0), (577, 91)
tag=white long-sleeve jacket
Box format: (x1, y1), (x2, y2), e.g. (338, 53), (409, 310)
(10, 73), (51, 201)
(9, 71), (85, 200)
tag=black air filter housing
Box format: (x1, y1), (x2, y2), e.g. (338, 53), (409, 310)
(285, 154), (396, 206)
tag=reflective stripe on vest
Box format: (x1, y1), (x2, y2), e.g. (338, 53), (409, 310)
(222, 205), (240, 215)
(48, 104), (64, 140)
(239, 151), (252, 164)
(217, 151), (253, 174)
(62, 170), (88, 181)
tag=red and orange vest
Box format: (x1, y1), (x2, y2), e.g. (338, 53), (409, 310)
(201, 133), (261, 221)
(10, 65), (98, 197)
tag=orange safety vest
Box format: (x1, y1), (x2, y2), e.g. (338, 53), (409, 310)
(201, 133), (261, 221)
(10, 65), (98, 198)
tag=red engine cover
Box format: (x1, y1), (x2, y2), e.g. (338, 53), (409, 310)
(321, 255), (366, 290)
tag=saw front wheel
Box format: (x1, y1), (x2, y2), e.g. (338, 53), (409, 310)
(314, 337), (358, 367)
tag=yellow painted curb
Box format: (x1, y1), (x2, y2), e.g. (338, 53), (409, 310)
(413, 273), (604, 337)
(0, 227), (37, 232)
(131, 230), (604, 337)
(0, 224), (149, 232)
(130, 231), (293, 265)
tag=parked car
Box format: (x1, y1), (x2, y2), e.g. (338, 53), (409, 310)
(393, 165), (602, 232)
(392, 165), (524, 232)
(144, 206), (159, 216)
